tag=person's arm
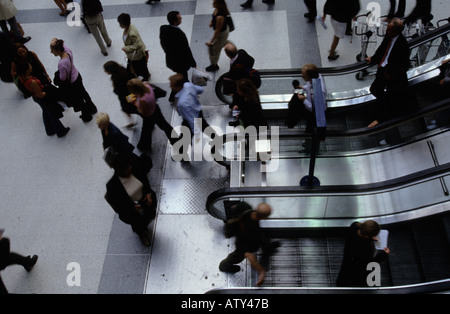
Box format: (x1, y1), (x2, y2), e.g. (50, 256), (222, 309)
(32, 51), (51, 83)
(245, 252), (266, 287)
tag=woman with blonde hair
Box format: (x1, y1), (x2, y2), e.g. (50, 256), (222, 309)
(127, 78), (178, 150)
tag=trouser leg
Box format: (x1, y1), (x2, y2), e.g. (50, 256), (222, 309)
(219, 249), (245, 272)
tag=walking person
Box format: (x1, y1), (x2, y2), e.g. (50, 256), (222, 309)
(118, 13), (151, 81)
(206, 0), (231, 72)
(322, 0), (360, 61)
(0, 0), (31, 43)
(17, 62), (69, 138)
(82, 0), (112, 56)
(160, 11), (197, 102)
(1, 233), (38, 294)
(218, 202), (279, 287)
(50, 38), (98, 122)
(103, 61), (138, 127)
(105, 153), (157, 247)
(127, 78), (179, 151)
(54, 0), (68, 16)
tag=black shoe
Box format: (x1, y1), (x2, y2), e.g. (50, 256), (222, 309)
(262, 0), (274, 4)
(328, 54), (339, 61)
(228, 120), (240, 127)
(102, 51), (108, 56)
(241, 2), (252, 8)
(205, 64), (219, 72)
(25, 255), (38, 272)
(80, 115), (92, 122)
(57, 127), (70, 138)
(19, 36), (31, 44)
(228, 265), (241, 273)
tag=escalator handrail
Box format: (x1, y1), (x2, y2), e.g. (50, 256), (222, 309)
(205, 162), (450, 218)
(257, 21), (450, 78)
(211, 97), (450, 167)
(205, 278), (450, 294)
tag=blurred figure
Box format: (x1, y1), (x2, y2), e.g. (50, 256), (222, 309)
(96, 112), (135, 158)
(0, 0), (31, 43)
(82, 0), (112, 56)
(304, 0), (317, 23)
(322, 0), (360, 61)
(118, 13), (151, 81)
(219, 202), (279, 287)
(105, 153), (157, 247)
(336, 220), (390, 287)
(127, 78), (179, 151)
(388, 0), (406, 19)
(103, 61), (138, 127)
(54, 0), (68, 16)
(404, 0), (432, 25)
(1, 233), (38, 294)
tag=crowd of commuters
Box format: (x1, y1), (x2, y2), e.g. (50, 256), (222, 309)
(0, 0), (447, 293)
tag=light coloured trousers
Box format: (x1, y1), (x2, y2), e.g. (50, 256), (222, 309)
(84, 13), (111, 54)
(208, 27), (229, 65)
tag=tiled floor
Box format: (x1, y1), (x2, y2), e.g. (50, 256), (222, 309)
(1, 0), (449, 294)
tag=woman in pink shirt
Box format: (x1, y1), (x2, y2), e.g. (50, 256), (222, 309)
(127, 79), (179, 150)
(50, 38), (97, 122)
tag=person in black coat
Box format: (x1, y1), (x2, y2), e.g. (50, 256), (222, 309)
(0, 235), (38, 294)
(365, 18), (410, 128)
(105, 153), (157, 247)
(336, 220), (390, 287)
(160, 11), (197, 101)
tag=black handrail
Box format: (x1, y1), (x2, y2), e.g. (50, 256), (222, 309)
(205, 161), (450, 219)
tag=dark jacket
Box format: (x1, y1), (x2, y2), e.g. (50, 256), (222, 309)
(101, 122), (135, 155)
(224, 209), (263, 253)
(82, 0), (103, 16)
(336, 222), (388, 287)
(371, 33), (410, 81)
(0, 238), (10, 270)
(228, 49), (255, 81)
(105, 166), (156, 230)
(159, 25), (196, 73)
(324, 0), (360, 23)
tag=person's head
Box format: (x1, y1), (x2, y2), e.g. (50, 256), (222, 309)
(213, 0), (230, 14)
(14, 43), (29, 60)
(224, 43), (237, 59)
(50, 38), (65, 56)
(358, 220), (381, 239)
(167, 11), (182, 26)
(127, 78), (149, 97)
(112, 153), (133, 177)
(169, 73), (185, 92)
(386, 17), (404, 38)
(301, 63), (319, 82)
(96, 112), (110, 130)
(236, 78), (259, 103)
(16, 61), (32, 78)
(252, 203), (272, 221)
(117, 13), (131, 29)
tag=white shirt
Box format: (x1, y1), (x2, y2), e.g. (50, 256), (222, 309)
(381, 35), (399, 68)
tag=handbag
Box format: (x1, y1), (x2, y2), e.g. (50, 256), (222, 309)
(226, 15), (235, 32)
(103, 146), (118, 168)
(191, 67), (212, 86)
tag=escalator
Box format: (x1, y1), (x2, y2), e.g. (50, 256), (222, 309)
(204, 163), (450, 293)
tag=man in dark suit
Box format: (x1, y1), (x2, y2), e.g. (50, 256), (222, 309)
(0, 234), (38, 294)
(366, 17), (410, 128)
(223, 43), (256, 105)
(160, 11), (197, 102)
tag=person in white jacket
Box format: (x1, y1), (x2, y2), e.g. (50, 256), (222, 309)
(0, 0), (31, 43)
